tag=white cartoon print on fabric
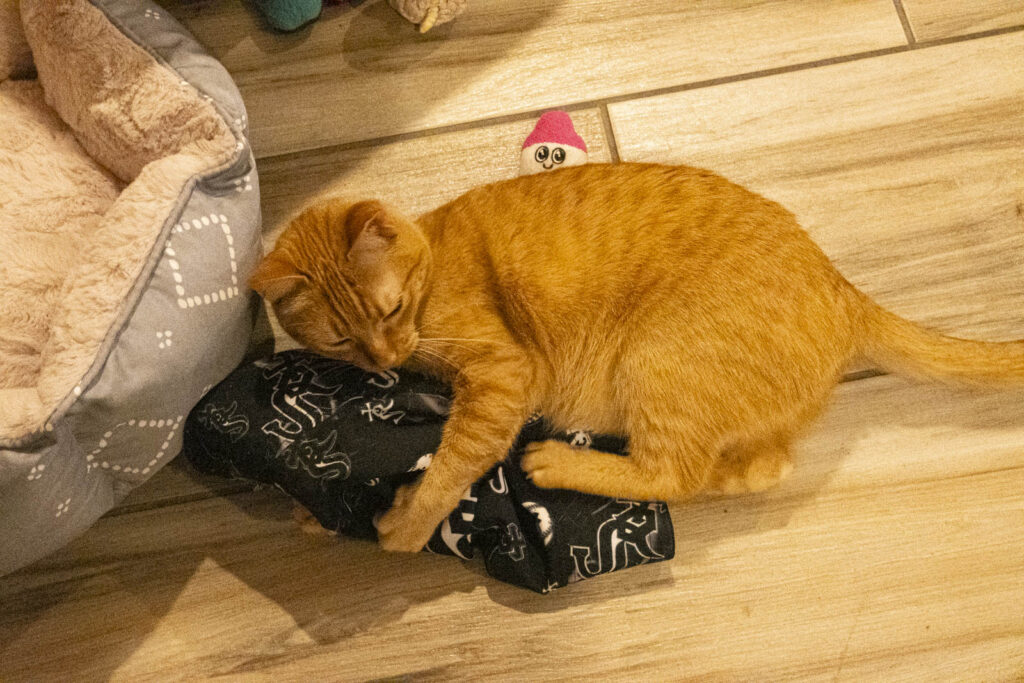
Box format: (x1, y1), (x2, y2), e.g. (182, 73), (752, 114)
(569, 500), (666, 581)
(360, 398), (405, 424)
(281, 429), (352, 488)
(522, 501), (554, 546)
(567, 429), (593, 449)
(257, 355), (354, 453)
(366, 369), (400, 389)
(435, 486), (478, 560)
(195, 401), (250, 442)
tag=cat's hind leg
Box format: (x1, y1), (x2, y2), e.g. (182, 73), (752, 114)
(522, 335), (807, 501)
(523, 395), (720, 501)
(523, 339), (730, 500)
(524, 304), (845, 501)
(522, 434), (715, 501)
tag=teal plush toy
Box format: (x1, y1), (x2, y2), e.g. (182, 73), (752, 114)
(254, 0), (324, 31)
(251, 0), (468, 33)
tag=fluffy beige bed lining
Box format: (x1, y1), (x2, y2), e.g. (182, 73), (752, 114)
(0, 0), (236, 439)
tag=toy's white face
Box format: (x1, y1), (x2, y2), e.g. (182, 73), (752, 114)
(519, 143), (588, 176)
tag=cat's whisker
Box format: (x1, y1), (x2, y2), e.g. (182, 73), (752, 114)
(412, 343), (446, 359)
(414, 346), (454, 365)
(415, 343), (459, 365)
(418, 337), (497, 356)
(420, 337), (504, 346)
(259, 275), (307, 284)
(423, 341), (482, 356)
(411, 347), (458, 372)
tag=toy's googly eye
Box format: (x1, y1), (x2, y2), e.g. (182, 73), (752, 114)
(534, 146), (550, 163)
(552, 147), (566, 164)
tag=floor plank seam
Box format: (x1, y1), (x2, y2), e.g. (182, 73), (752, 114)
(892, 0), (917, 46)
(252, 43), (913, 162)
(598, 104), (621, 164)
(909, 22), (1024, 50)
(104, 483), (258, 518)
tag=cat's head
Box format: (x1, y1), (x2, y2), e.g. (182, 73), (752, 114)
(251, 199), (431, 372)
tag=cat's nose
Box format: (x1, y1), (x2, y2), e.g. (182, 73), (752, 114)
(367, 341), (398, 368)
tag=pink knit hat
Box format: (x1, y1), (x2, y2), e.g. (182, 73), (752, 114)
(522, 111), (588, 152)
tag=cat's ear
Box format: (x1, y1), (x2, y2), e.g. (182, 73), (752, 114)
(344, 200), (397, 264)
(250, 251), (307, 304)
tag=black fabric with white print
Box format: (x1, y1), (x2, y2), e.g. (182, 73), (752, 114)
(183, 350), (674, 593)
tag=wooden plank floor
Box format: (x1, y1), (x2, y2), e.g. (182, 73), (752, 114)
(3, 1), (1024, 680)
(899, 0), (1024, 41)
(163, 0), (905, 157)
(609, 31), (1024, 342)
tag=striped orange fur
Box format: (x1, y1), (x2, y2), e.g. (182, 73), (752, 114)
(253, 163), (1024, 552)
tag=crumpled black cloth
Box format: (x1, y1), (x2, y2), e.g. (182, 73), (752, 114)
(182, 350), (673, 593)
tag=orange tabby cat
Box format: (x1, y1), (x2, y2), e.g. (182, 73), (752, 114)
(252, 163), (1024, 552)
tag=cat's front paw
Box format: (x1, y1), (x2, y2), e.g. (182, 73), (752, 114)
(521, 440), (574, 489)
(376, 483), (438, 553)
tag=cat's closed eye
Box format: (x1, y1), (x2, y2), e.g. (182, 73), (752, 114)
(383, 298), (404, 322)
(330, 338), (353, 351)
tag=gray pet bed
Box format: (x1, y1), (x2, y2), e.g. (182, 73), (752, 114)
(0, 0), (262, 575)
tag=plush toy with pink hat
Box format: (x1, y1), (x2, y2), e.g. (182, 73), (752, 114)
(519, 111), (589, 176)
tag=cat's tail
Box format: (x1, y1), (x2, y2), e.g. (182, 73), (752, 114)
(857, 293), (1024, 386)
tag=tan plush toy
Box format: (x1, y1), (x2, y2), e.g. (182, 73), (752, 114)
(388, 0), (468, 33)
